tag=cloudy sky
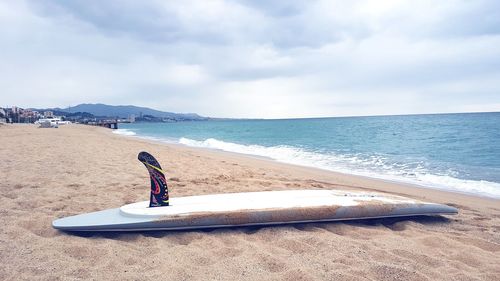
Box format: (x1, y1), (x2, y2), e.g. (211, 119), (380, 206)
(1, 0), (499, 118)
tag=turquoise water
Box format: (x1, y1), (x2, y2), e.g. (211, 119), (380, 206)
(117, 112), (500, 198)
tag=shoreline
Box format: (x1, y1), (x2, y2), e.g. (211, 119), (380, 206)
(110, 127), (499, 209)
(1, 124), (499, 281)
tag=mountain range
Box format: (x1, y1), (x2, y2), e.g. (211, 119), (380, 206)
(33, 103), (206, 121)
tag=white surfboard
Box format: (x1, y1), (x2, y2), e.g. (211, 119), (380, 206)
(52, 189), (457, 231)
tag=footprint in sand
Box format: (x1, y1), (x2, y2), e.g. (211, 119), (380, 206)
(63, 245), (108, 262)
(382, 220), (409, 231)
(2, 192), (18, 200)
(256, 254), (287, 273)
(213, 246), (244, 258)
(18, 218), (58, 238)
(282, 268), (314, 281)
(452, 236), (500, 252)
(274, 238), (314, 254)
(168, 232), (204, 246)
(370, 265), (428, 281)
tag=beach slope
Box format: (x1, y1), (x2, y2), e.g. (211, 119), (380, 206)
(0, 124), (498, 280)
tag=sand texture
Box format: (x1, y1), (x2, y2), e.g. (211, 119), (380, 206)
(0, 124), (499, 281)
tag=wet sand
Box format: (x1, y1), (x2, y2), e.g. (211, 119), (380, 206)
(0, 124), (499, 280)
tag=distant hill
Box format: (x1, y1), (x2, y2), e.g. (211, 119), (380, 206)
(33, 103), (206, 121)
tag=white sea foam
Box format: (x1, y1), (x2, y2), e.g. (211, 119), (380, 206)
(179, 137), (500, 199)
(112, 129), (136, 136)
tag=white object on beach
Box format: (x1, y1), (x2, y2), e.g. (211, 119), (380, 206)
(52, 189), (457, 231)
(35, 118), (70, 127)
(38, 120), (52, 128)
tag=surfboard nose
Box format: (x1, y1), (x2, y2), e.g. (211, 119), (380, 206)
(52, 216), (77, 230)
(437, 204), (458, 214)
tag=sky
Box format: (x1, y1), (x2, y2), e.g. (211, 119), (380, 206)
(1, 0), (500, 118)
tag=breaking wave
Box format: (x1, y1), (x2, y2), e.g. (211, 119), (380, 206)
(112, 129), (137, 136)
(179, 137), (500, 198)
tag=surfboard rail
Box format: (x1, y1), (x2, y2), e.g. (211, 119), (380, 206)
(52, 190), (457, 232)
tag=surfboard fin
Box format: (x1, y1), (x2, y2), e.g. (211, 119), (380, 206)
(138, 151), (169, 207)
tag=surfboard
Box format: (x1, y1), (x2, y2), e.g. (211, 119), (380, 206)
(52, 189), (457, 231)
(52, 152), (457, 232)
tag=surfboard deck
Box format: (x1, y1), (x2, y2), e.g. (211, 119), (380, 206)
(52, 189), (457, 231)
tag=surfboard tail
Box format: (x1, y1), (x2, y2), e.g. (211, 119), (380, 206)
(138, 151), (169, 207)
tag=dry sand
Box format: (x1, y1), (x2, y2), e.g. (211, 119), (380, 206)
(0, 124), (499, 281)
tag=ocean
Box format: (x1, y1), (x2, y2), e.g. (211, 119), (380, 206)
(115, 112), (500, 199)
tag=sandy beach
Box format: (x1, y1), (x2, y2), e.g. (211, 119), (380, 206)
(0, 124), (499, 281)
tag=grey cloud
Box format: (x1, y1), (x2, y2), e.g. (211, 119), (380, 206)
(236, 0), (307, 17)
(28, 1), (185, 43)
(428, 1), (500, 38)
(1, 0), (500, 118)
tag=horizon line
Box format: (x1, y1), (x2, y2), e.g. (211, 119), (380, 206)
(3, 103), (499, 120)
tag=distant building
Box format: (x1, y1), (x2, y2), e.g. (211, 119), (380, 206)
(8, 106), (22, 123)
(20, 109), (38, 123)
(44, 111), (54, 118)
(0, 108), (6, 123)
(21, 109), (34, 117)
(128, 114), (135, 123)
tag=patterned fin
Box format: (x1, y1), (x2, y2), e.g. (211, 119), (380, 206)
(138, 151), (169, 207)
